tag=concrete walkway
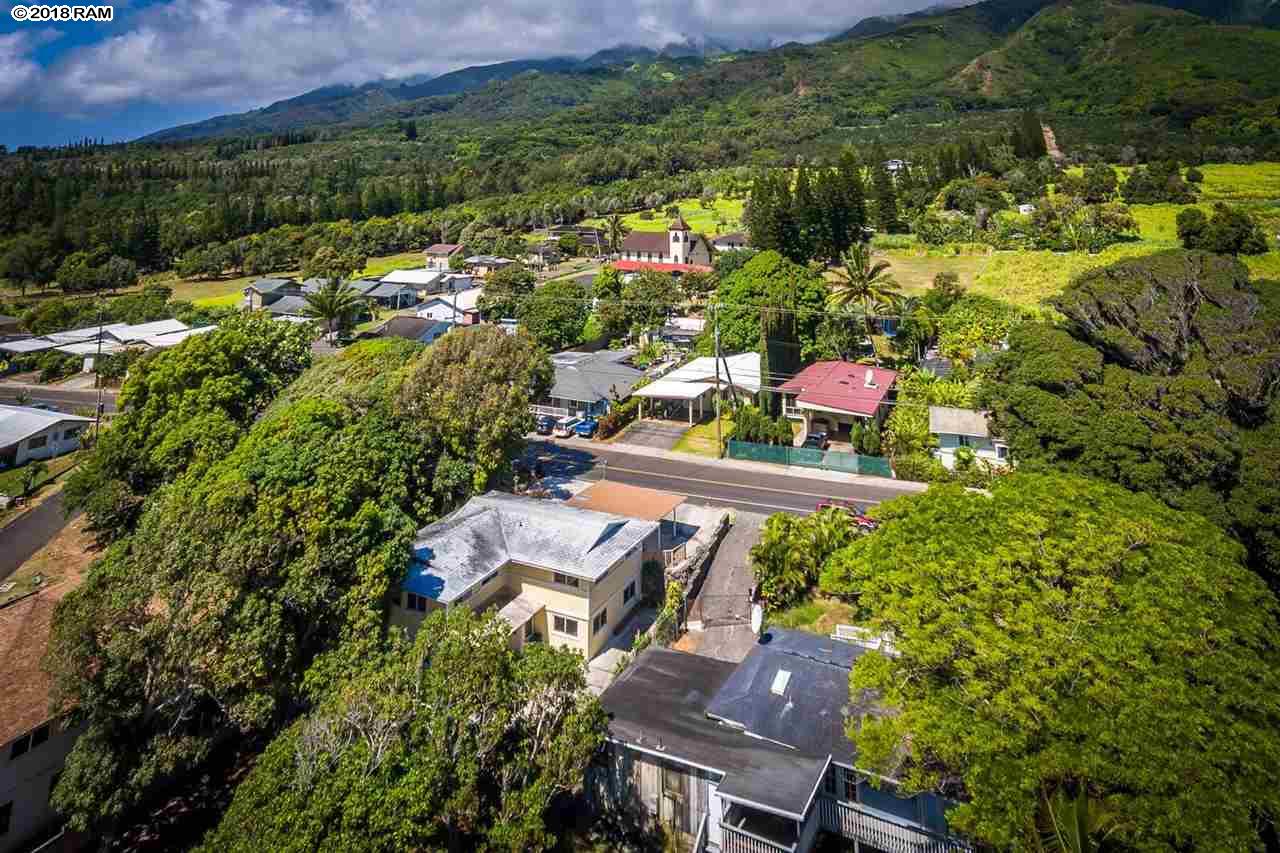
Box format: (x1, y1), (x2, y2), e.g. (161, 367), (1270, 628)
(678, 511), (767, 664)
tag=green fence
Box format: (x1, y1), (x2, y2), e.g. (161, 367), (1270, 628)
(727, 440), (894, 479)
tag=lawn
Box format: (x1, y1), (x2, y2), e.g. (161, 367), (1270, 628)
(672, 414), (734, 457)
(583, 196), (746, 237)
(0, 452), (79, 499)
(768, 593), (860, 636)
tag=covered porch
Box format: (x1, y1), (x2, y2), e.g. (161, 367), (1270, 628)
(632, 380), (715, 425)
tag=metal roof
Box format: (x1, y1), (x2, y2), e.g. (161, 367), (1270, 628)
(265, 295), (311, 316)
(705, 629), (869, 766)
(601, 647), (830, 820)
(0, 404), (92, 448)
(777, 362), (897, 418)
(143, 326), (217, 348)
(0, 338), (59, 354)
(246, 277), (295, 294)
(381, 268), (445, 286)
(928, 406), (991, 438)
(402, 492), (656, 604)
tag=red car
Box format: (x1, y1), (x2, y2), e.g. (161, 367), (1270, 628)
(815, 499), (878, 530)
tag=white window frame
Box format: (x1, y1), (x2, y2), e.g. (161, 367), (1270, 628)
(552, 614), (579, 637)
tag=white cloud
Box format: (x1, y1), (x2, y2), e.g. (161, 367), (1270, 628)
(7, 0), (931, 115)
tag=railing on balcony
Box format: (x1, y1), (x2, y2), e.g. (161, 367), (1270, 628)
(530, 403), (574, 419)
(663, 542), (688, 567)
(721, 823), (795, 853)
(818, 798), (972, 853)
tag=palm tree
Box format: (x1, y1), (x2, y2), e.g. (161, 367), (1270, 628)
(891, 294), (935, 362)
(827, 242), (901, 345)
(304, 280), (366, 343)
(605, 213), (629, 255)
(1025, 783), (1127, 853)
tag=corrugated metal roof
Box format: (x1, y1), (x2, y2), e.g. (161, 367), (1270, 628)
(0, 404), (92, 447)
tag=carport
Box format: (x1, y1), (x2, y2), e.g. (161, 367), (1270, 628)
(631, 379), (714, 425)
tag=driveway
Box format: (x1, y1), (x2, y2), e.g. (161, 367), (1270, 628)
(678, 510), (768, 663)
(617, 420), (689, 450)
(0, 491), (77, 581)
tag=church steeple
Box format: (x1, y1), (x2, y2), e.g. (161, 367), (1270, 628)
(668, 214), (691, 264)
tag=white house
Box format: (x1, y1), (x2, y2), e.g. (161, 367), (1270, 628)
(417, 288), (484, 325)
(0, 406), (92, 471)
(929, 406), (1009, 470)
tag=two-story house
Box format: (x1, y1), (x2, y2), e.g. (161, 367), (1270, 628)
(591, 630), (971, 853)
(390, 493), (658, 660)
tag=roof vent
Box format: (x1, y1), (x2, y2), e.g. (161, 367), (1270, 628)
(864, 368), (876, 388)
(770, 669), (792, 696)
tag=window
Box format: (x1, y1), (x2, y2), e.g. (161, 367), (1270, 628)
(623, 580), (637, 604)
(524, 621), (538, 642)
(405, 592), (429, 612)
(822, 765), (837, 796)
(26, 435), (47, 450)
(996, 444), (1009, 460)
(64, 428), (82, 441)
(840, 767), (858, 802)
(0, 800), (10, 836)
(956, 434), (972, 448)
(552, 572), (579, 589)
(553, 615), (579, 637)
(9, 733), (29, 760)
(30, 724), (48, 748)
(592, 608), (609, 635)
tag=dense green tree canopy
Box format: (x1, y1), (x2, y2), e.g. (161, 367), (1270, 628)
(479, 263), (536, 320)
(983, 251), (1280, 586)
(517, 279), (589, 351)
(200, 607), (606, 852)
(707, 250), (827, 355)
(48, 328), (552, 835)
(819, 474), (1280, 852)
(64, 313), (314, 538)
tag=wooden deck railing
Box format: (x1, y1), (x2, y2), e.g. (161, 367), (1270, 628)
(721, 823), (795, 853)
(692, 810), (708, 853)
(818, 797), (972, 853)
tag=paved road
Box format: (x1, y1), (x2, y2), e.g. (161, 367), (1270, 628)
(0, 384), (118, 414)
(525, 440), (918, 516)
(0, 491), (76, 581)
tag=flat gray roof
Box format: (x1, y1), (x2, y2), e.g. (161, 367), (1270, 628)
(402, 492), (656, 604)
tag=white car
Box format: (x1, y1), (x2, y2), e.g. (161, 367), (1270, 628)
(552, 416), (581, 438)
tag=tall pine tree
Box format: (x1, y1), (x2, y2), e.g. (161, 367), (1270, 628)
(869, 147), (903, 235)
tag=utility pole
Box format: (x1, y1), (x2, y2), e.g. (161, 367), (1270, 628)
(93, 299), (104, 440)
(713, 304), (723, 458)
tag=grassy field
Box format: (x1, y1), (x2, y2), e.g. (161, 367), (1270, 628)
(583, 197), (746, 236)
(876, 162), (1280, 309)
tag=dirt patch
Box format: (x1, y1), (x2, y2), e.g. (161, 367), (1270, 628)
(1, 516), (99, 606)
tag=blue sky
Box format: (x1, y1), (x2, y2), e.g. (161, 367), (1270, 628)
(0, 0), (934, 148)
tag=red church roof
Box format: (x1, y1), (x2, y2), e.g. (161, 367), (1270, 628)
(613, 260), (713, 274)
(777, 362), (897, 416)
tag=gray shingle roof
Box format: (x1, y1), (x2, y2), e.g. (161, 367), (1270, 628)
(928, 406), (991, 438)
(265, 295), (311, 316)
(247, 277), (295, 294)
(402, 492), (656, 603)
(547, 349), (643, 406)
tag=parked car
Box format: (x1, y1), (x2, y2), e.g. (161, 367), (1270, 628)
(553, 416), (582, 438)
(574, 418), (599, 438)
(535, 414), (557, 436)
(801, 430), (829, 451)
(816, 499), (878, 530)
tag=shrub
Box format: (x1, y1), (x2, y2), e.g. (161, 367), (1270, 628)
(597, 396), (640, 438)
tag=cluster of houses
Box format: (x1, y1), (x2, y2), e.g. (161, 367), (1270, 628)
(0, 319), (214, 372)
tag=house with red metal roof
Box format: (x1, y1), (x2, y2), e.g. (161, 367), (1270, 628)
(615, 216), (713, 274)
(776, 362), (898, 437)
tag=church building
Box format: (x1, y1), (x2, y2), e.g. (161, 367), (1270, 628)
(614, 215), (714, 274)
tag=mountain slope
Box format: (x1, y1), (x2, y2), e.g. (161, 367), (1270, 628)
(948, 0), (1280, 118)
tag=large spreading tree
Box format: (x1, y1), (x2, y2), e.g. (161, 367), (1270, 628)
(982, 250), (1280, 588)
(200, 607), (606, 852)
(819, 473), (1280, 851)
(47, 327), (553, 837)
